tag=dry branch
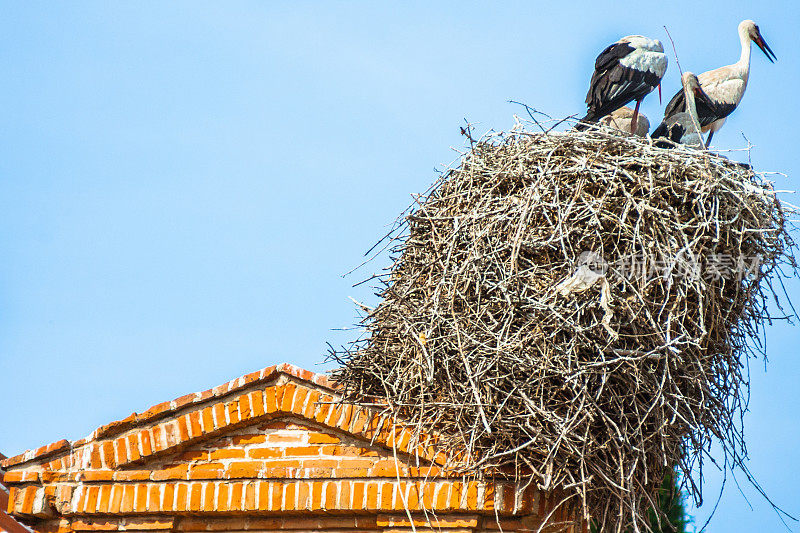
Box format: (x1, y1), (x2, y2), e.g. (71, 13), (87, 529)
(331, 126), (796, 532)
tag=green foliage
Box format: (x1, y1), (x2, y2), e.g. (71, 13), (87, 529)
(590, 466), (691, 532)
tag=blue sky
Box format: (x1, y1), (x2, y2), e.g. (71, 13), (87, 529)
(1, 2), (797, 531)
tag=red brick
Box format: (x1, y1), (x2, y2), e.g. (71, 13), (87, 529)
(449, 481), (463, 509)
(201, 406), (215, 433)
(2, 471), (26, 483)
(216, 483), (229, 512)
(269, 481), (286, 511)
(174, 392), (195, 410)
(283, 483), (297, 511)
(212, 403), (227, 429)
(339, 480), (352, 510)
(338, 404), (355, 432)
(142, 401), (171, 420)
(406, 482), (420, 509)
(226, 461), (263, 479)
(188, 463), (224, 479)
(127, 433), (141, 462)
(151, 464), (188, 481)
(238, 394), (252, 421)
(189, 483), (202, 512)
(163, 422), (180, 448)
(370, 459), (403, 477)
(282, 446), (319, 457)
(89, 444), (103, 469)
(257, 481), (269, 511)
(177, 415), (190, 442)
(248, 447), (282, 459)
(226, 401), (240, 426)
(249, 390), (265, 418)
(97, 485), (112, 513)
(244, 481), (256, 510)
(138, 484), (151, 512)
(151, 426), (165, 453)
(351, 409), (370, 434)
(122, 517), (174, 530)
(308, 432), (340, 444)
(85, 486), (99, 513)
(79, 470), (113, 482)
(120, 485), (135, 513)
(202, 483), (215, 511)
(21, 486), (37, 514)
(188, 411), (202, 438)
(279, 383), (297, 413)
(265, 433), (304, 444)
(162, 484), (175, 512)
(229, 483), (243, 511)
(296, 481), (309, 510)
(364, 482), (379, 510)
(101, 441), (116, 468)
(113, 470), (150, 481)
(178, 449), (207, 461)
(465, 481), (479, 510)
(109, 486), (123, 514)
(380, 482), (393, 510)
(303, 390), (321, 419)
(314, 397), (333, 424)
(136, 431), (153, 457)
(324, 481), (339, 510)
(174, 484), (188, 512)
(310, 481), (324, 510)
(290, 386), (309, 415)
(208, 448), (245, 460)
(147, 484), (161, 511)
(264, 386), (278, 412)
(231, 434), (267, 445)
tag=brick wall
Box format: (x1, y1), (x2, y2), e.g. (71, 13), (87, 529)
(2, 363), (583, 533)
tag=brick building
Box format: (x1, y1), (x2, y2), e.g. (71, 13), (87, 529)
(3, 363), (580, 532)
(2, 452), (31, 533)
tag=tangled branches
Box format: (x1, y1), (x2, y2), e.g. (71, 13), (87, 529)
(332, 129), (796, 532)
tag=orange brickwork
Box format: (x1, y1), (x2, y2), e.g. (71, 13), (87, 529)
(2, 363), (582, 532)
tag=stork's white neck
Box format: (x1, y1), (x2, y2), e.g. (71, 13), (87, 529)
(738, 25), (752, 70)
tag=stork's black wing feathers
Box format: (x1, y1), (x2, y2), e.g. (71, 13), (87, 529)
(663, 87), (738, 127)
(583, 64), (661, 123)
(582, 42), (660, 124)
(585, 42), (635, 108)
(593, 42), (635, 72)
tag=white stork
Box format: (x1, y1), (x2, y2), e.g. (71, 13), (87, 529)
(576, 35), (668, 133)
(599, 106), (650, 137)
(652, 72), (708, 149)
(661, 20), (776, 145)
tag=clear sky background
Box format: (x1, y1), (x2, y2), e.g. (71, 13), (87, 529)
(1, 2), (797, 531)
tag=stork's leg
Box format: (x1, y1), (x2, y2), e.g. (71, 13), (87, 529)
(630, 99), (641, 133)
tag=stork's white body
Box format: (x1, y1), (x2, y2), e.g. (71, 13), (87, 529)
(693, 23), (755, 135)
(617, 36), (669, 80)
(666, 19), (775, 142)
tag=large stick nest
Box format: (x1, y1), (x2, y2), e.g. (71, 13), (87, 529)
(332, 128), (796, 532)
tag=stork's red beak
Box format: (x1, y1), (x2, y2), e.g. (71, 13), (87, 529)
(658, 83), (662, 104)
(755, 32), (777, 63)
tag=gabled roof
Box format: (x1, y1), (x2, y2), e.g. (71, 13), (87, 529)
(2, 363), (575, 533)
